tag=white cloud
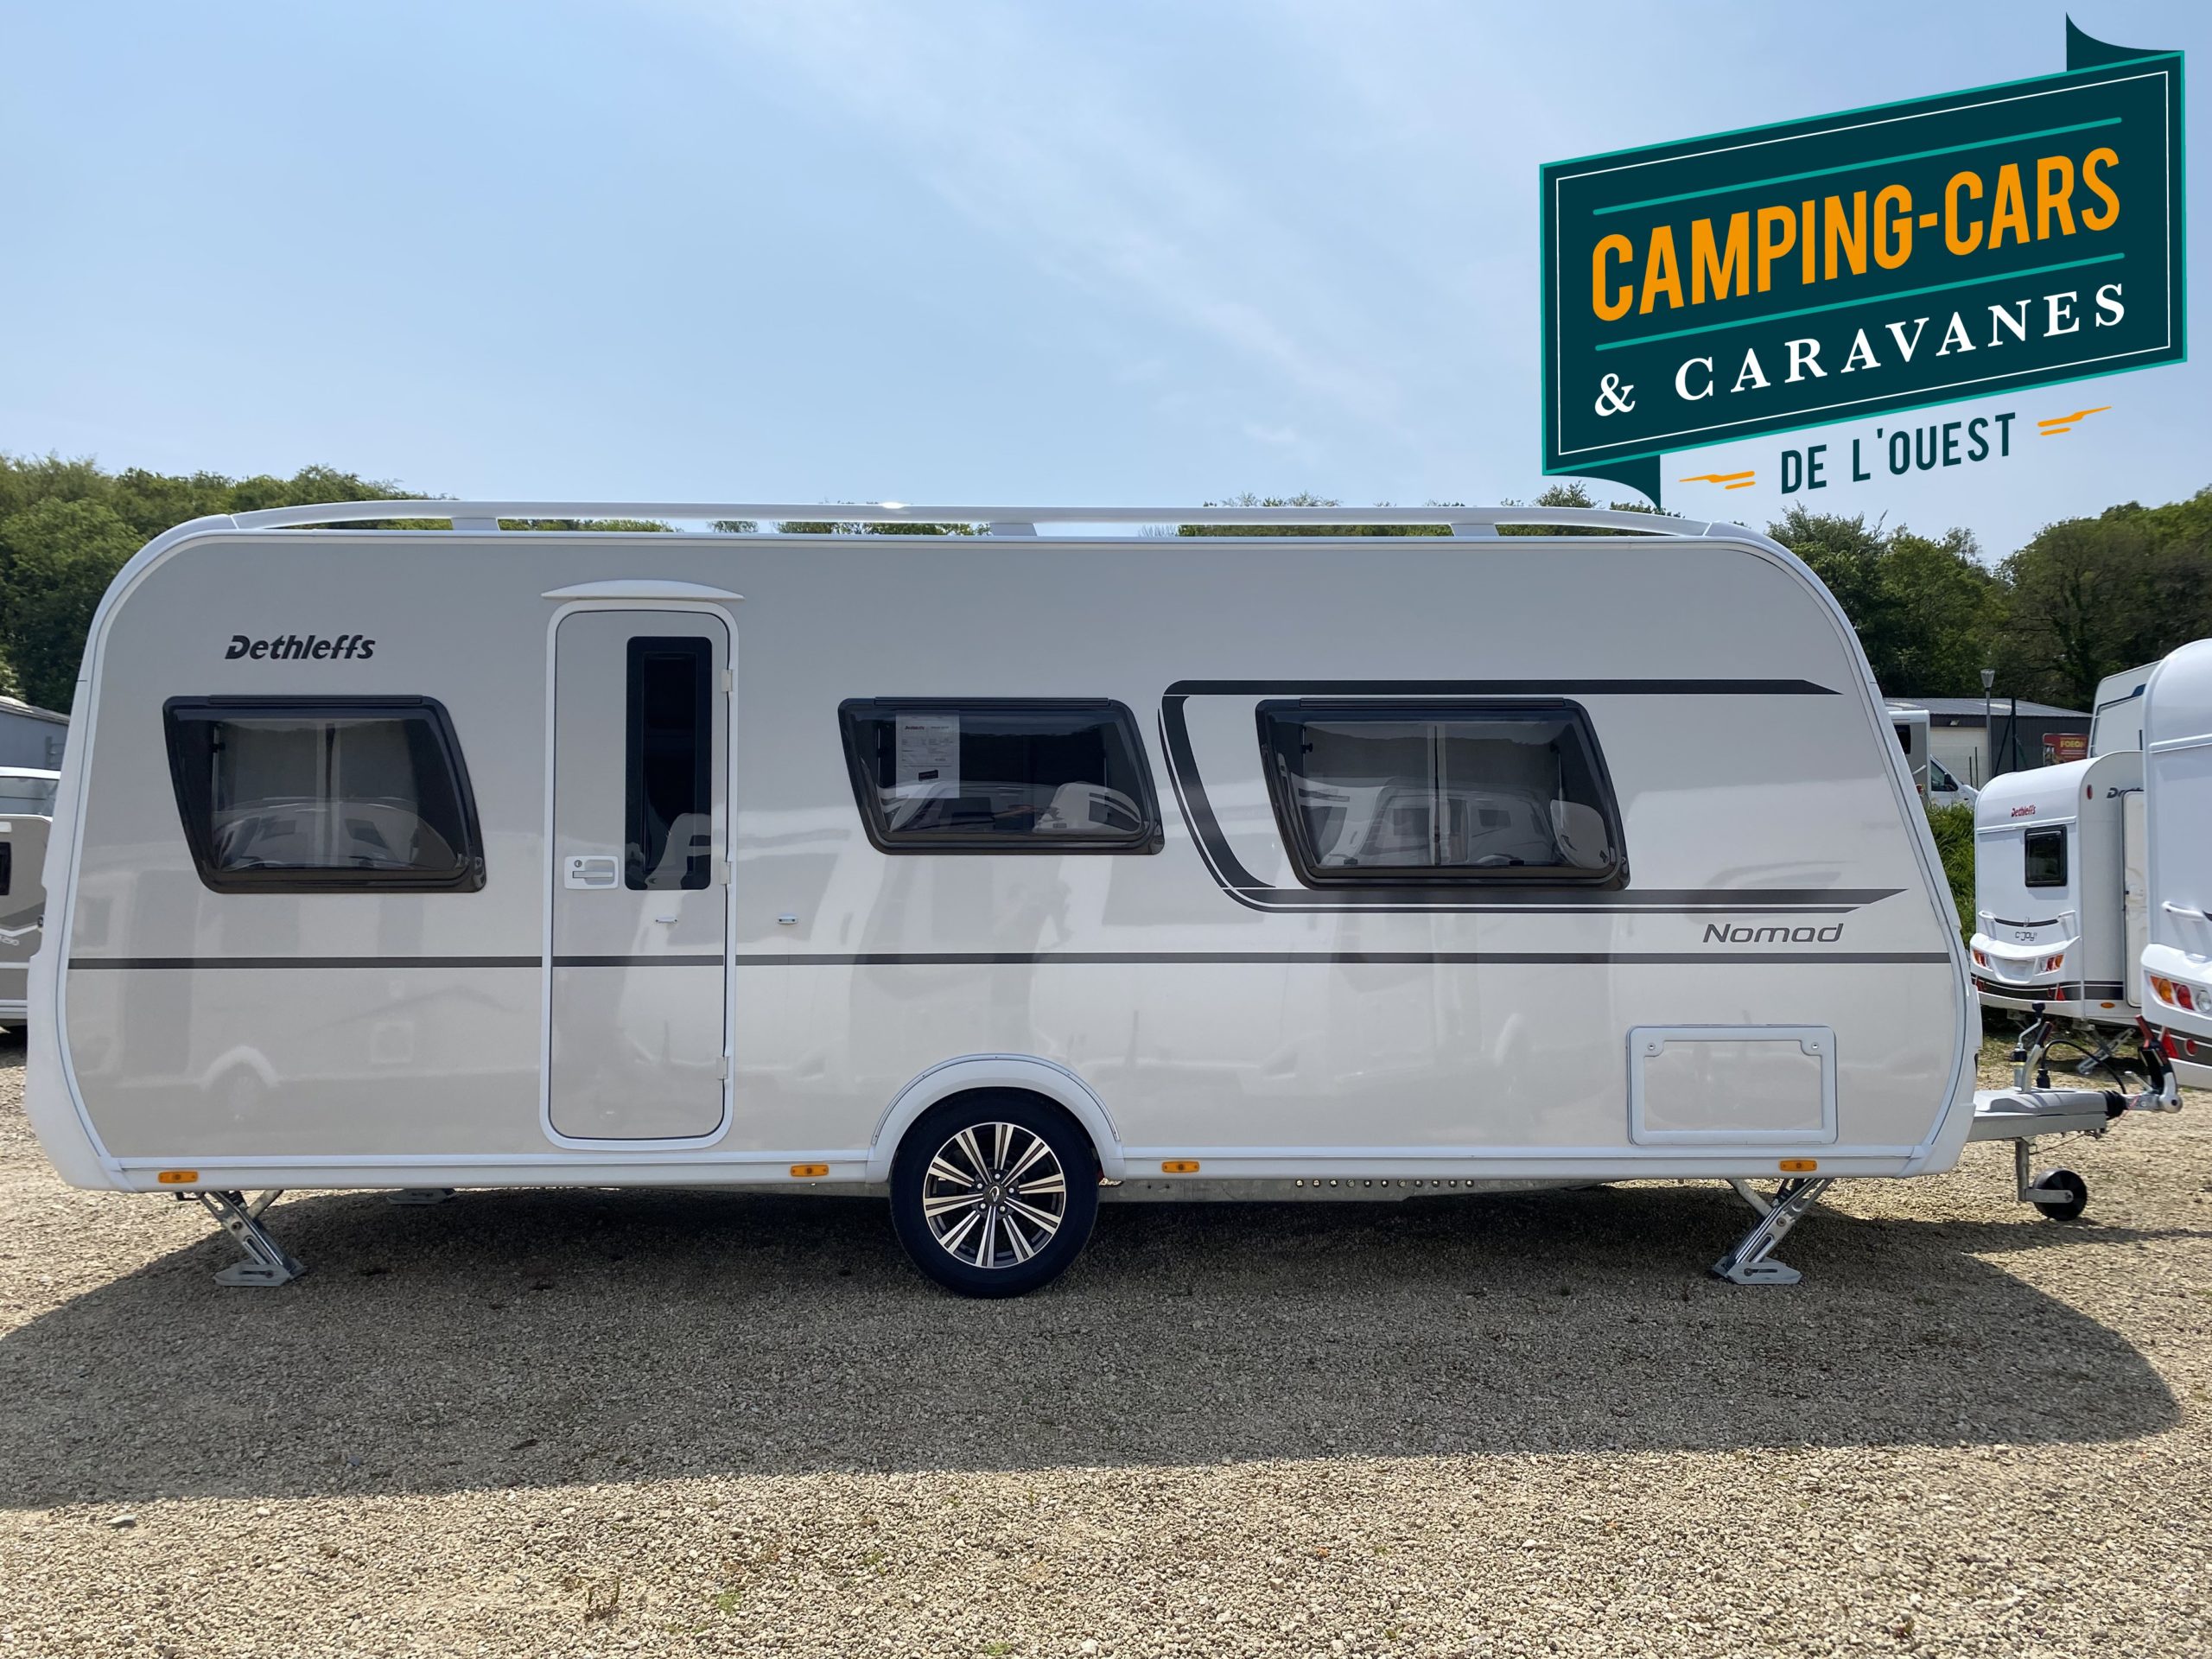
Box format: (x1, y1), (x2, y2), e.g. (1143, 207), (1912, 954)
(666, 0), (1408, 427)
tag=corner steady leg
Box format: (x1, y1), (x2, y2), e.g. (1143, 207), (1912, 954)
(194, 1190), (307, 1287)
(1711, 1176), (1834, 1286)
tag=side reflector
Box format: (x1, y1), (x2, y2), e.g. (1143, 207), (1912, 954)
(1778, 1159), (1819, 1173)
(1160, 1160), (1201, 1174)
(789, 1163), (829, 1179)
(156, 1170), (198, 1185)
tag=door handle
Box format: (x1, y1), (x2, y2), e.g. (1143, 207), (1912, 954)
(653, 914), (678, 925)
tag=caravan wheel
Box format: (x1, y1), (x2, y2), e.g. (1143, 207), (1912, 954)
(889, 1093), (1098, 1298)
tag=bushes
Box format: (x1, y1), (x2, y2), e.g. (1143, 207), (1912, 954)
(1925, 801), (1976, 940)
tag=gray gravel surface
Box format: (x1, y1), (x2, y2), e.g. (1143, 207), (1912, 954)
(1, 1038), (2208, 1656)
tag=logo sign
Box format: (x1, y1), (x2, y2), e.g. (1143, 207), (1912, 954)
(1540, 23), (2184, 505)
(2045, 731), (2089, 765)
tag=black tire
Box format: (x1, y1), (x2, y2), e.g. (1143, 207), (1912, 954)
(2029, 1168), (2089, 1222)
(889, 1091), (1098, 1298)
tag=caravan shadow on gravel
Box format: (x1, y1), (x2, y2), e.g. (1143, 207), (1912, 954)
(0, 1182), (2186, 1508)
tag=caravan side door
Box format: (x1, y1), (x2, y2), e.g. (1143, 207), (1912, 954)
(547, 607), (731, 1141)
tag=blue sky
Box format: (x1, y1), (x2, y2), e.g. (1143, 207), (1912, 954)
(3, 1), (2206, 555)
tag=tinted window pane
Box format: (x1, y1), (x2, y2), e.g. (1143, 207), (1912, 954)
(2024, 825), (2068, 888)
(0, 778), (56, 815)
(1261, 703), (1622, 883)
(842, 702), (1157, 850)
(0, 842), (10, 898)
(164, 700), (481, 890)
(626, 638), (713, 890)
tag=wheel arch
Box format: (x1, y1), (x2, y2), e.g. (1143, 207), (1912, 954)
(866, 1054), (1124, 1183)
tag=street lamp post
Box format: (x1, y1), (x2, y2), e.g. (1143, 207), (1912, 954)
(1980, 667), (1996, 785)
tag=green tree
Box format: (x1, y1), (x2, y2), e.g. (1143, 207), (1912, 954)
(1996, 491), (2212, 708)
(1768, 506), (2000, 696)
(0, 497), (141, 709)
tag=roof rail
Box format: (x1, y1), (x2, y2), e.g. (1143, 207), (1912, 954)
(226, 500), (1744, 538)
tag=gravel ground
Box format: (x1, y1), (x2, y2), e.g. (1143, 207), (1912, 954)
(1, 1035), (2208, 1657)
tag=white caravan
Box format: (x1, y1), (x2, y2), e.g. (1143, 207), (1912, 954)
(2139, 639), (2212, 1088)
(1886, 704), (1931, 799)
(2091, 662), (2158, 756)
(1970, 750), (2145, 1028)
(22, 503), (2179, 1294)
(0, 767), (60, 1026)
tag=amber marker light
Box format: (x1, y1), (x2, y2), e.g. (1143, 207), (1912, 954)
(1160, 1160), (1201, 1173)
(789, 1163), (830, 1179)
(1778, 1159), (1819, 1173)
(156, 1171), (198, 1185)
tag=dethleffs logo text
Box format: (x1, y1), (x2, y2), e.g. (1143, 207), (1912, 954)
(225, 632), (376, 661)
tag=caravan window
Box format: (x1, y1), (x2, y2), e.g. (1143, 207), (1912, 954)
(163, 698), (484, 892)
(2024, 825), (2068, 888)
(1257, 701), (1624, 884)
(839, 700), (1160, 852)
(0, 777), (56, 815)
(626, 637), (715, 890)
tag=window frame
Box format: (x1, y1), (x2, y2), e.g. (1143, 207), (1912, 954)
(837, 697), (1164, 855)
(162, 696), (487, 893)
(2023, 823), (2069, 889)
(1255, 697), (1628, 888)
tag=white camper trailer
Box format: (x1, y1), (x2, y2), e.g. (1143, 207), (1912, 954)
(1886, 703), (1931, 799)
(22, 502), (2180, 1294)
(0, 766), (60, 1026)
(2139, 639), (2212, 1090)
(1970, 750), (2145, 1027)
(2091, 662), (2158, 757)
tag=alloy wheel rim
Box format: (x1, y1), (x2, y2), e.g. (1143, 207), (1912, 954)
(920, 1122), (1069, 1268)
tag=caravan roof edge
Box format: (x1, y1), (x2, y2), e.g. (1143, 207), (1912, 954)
(223, 500), (1753, 541)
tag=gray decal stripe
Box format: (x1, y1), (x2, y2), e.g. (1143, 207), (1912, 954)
(1973, 975), (2129, 1001)
(70, 956), (543, 970)
(723, 951), (1951, 967)
(1157, 691), (1894, 914)
(553, 955), (725, 968)
(70, 950), (1955, 969)
(1165, 678), (1838, 696)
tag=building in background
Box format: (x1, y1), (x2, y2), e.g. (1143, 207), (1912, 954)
(0, 696), (67, 771)
(1891, 696), (2091, 786)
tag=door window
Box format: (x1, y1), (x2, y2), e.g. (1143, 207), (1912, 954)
(626, 638), (714, 889)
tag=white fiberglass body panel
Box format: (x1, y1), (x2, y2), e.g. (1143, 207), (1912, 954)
(1970, 751), (2141, 1024)
(2142, 640), (2212, 1069)
(28, 518), (1972, 1193)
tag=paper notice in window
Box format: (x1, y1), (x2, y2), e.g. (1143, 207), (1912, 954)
(894, 715), (959, 789)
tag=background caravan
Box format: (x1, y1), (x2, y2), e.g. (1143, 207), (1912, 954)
(0, 766), (60, 1028)
(1970, 748), (2145, 1029)
(2141, 639), (2212, 1089)
(1885, 703), (1931, 800)
(20, 501), (2174, 1296)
